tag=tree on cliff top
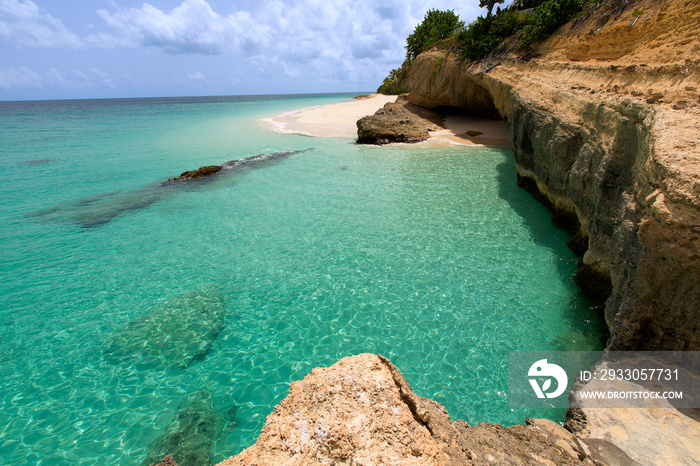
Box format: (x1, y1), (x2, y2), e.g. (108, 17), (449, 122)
(479, 0), (505, 18)
(405, 9), (463, 62)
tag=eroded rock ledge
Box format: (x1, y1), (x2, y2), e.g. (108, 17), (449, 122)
(218, 354), (607, 465)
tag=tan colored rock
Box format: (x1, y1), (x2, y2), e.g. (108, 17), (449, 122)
(218, 354), (593, 465)
(356, 96), (443, 144)
(407, 49), (501, 119)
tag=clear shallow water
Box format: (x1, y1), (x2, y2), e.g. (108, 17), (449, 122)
(0, 94), (604, 464)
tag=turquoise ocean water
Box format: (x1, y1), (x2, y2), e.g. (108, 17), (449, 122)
(0, 94), (604, 464)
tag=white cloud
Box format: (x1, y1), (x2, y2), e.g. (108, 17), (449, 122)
(0, 65), (114, 89)
(88, 0), (413, 79)
(1, 0), (485, 95)
(0, 66), (40, 88)
(0, 0), (419, 88)
(0, 0), (82, 48)
(91, 0), (241, 54)
(186, 71), (207, 81)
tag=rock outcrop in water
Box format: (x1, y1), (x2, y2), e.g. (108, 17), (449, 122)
(166, 149), (313, 182)
(218, 354), (602, 465)
(104, 289), (226, 370)
(28, 149), (311, 228)
(169, 165), (223, 181)
(389, 0), (700, 353)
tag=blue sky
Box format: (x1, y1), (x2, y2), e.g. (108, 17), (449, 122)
(0, 0), (486, 100)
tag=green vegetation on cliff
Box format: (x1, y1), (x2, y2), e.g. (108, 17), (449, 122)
(378, 9), (462, 95)
(405, 9), (464, 62)
(459, 0), (584, 59)
(458, 9), (521, 60)
(378, 0), (590, 93)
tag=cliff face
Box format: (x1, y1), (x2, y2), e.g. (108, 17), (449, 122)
(408, 0), (700, 351)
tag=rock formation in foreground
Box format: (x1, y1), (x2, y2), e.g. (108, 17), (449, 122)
(356, 95), (444, 144)
(401, 0), (700, 352)
(218, 354), (615, 465)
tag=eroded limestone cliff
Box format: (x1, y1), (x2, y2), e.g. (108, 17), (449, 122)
(408, 0), (700, 351)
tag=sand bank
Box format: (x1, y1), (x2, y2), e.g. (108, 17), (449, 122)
(262, 94), (396, 138)
(263, 94), (509, 146)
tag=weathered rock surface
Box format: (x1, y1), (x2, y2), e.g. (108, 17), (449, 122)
(406, 0), (700, 352)
(219, 354), (594, 465)
(169, 165), (223, 181)
(356, 96), (444, 144)
(149, 456), (178, 466)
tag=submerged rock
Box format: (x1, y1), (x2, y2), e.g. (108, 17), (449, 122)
(220, 354), (592, 465)
(148, 456), (177, 466)
(143, 390), (231, 466)
(28, 149), (312, 228)
(19, 158), (57, 165)
(104, 289), (225, 370)
(356, 96), (443, 144)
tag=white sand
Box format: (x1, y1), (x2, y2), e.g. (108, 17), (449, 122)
(425, 114), (509, 147)
(262, 94), (396, 138)
(262, 94), (509, 146)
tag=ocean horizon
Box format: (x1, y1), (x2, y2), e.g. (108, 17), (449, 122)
(0, 93), (605, 464)
(0, 91), (374, 105)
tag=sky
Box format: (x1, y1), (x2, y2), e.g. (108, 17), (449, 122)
(0, 0), (488, 100)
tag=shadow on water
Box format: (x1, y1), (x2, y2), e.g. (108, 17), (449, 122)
(494, 152), (575, 284)
(26, 149), (312, 229)
(495, 152), (607, 351)
(19, 158), (57, 166)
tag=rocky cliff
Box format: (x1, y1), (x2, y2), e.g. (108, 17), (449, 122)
(408, 0), (700, 351)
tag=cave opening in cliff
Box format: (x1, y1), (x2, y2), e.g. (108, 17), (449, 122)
(430, 104), (508, 146)
(435, 104), (502, 122)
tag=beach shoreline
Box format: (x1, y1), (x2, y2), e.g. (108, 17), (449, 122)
(262, 93), (509, 146)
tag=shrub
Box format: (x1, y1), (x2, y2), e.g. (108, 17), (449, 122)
(521, 0), (584, 46)
(458, 10), (520, 60)
(377, 61), (411, 95)
(405, 9), (464, 61)
(378, 8), (463, 94)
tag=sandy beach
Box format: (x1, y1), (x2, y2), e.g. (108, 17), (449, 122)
(262, 94), (396, 138)
(263, 93), (509, 146)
